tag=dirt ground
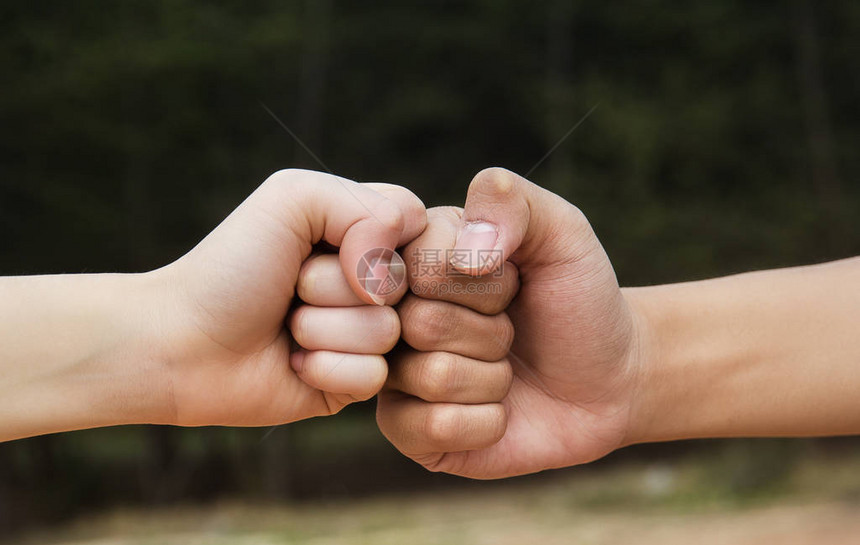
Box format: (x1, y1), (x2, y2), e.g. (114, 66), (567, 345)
(8, 455), (860, 545)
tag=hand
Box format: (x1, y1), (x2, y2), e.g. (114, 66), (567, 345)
(376, 168), (641, 478)
(146, 169), (426, 427)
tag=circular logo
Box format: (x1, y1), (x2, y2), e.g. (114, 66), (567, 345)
(356, 248), (406, 297)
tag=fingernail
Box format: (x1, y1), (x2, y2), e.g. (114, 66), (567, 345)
(291, 351), (305, 373)
(453, 221), (498, 272)
(366, 290), (385, 306)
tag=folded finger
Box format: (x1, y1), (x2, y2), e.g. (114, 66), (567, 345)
(387, 350), (513, 404)
(291, 350), (387, 401)
(290, 304), (400, 354)
(376, 391), (507, 456)
(404, 206), (519, 315)
(398, 296), (514, 360)
(298, 254), (366, 306)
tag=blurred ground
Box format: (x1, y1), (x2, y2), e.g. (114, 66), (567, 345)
(8, 451), (860, 545)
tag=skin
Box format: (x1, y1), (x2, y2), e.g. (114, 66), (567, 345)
(371, 167), (860, 479)
(6, 165), (860, 479)
(0, 169), (426, 442)
(369, 168), (638, 478)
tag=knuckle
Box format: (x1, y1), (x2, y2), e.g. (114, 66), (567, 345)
(471, 167), (516, 198)
(401, 300), (452, 349)
(262, 169), (319, 204)
(419, 353), (459, 401)
(424, 405), (458, 445)
(369, 199), (405, 234)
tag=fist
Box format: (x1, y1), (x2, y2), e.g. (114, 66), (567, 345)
(376, 168), (642, 478)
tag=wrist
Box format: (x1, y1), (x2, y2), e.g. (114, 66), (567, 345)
(621, 275), (789, 444)
(621, 282), (719, 445)
(106, 270), (179, 427)
(61, 271), (177, 430)
(618, 286), (662, 447)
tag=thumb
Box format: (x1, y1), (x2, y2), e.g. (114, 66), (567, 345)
(241, 169), (425, 305)
(451, 167), (595, 276)
(181, 169), (424, 353)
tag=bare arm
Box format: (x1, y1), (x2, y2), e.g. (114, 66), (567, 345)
(627, 257), (860, 444)
(0, 273), (166, 441)
(0, 170), (426, 442)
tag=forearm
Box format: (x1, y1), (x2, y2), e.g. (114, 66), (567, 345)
(0, 273), (168, 441)
(625, 257), (860, 444)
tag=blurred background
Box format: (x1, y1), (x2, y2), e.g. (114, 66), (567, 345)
(2, 1), (860, 543)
